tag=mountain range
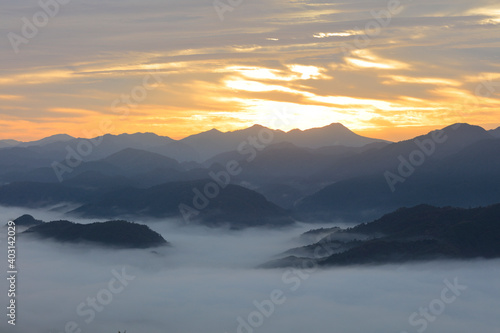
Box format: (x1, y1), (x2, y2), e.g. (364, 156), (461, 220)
(294, 124), (500, 221)
(0, 122), (499, 228)
(262, 203), (500, 268)
(0, 123), (386, 166)
(18, 216), (168, 249)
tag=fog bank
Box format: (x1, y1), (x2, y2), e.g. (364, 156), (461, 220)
(0, 206), (499, 333)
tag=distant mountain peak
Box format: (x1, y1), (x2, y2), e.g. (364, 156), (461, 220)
(286, 122), (349, 134)
(227, 124), (269, 134)
(43, 133), (74, 140)
(187, 128), (223, 138)
(317, 122), (351, 132)
(489, 126), (500, 138)
(248, 124), (267, 129)
(411, 123), (491, 144)
(437, 123), (491, 141)
(12, 214), (44, 227)
(18, 133), (75, 147)
(124, 132), (160, 137)
(443, 123), (484, 131)
(325, 122), (348, 128)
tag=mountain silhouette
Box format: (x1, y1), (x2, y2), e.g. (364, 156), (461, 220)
(1, 122), (499, 229)
(11, 214), (44, 227)
(70, 180), (294, 229)
(23, 219), (168, 248)
(295, 124), (500, 221)
(180, 123), (387, 162)
(490, 126), (500, 138)
(264, 203), (500, 267)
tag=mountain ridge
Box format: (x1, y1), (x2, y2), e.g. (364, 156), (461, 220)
(263, 203), (500, 268)
(22, 218), (169, 249)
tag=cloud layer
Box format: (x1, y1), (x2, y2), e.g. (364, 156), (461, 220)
(0, 206), (499, 333)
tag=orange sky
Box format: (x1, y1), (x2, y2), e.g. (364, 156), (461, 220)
(1, 0), (499, 142)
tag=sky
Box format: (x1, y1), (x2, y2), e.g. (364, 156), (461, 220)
(1, 206), (500, 333)
(1, 0), (500, 142)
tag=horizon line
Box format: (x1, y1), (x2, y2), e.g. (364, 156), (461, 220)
(2, 122), (499, 144)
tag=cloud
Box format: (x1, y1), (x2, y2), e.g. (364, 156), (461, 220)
(1, 0), (499, 141)
(0, 206), (499, 333)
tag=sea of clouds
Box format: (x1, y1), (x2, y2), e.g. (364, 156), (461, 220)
(0, 205), (499, 333)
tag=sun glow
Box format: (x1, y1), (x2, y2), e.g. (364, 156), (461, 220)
(2, 0), (499, 142)
(313, 30), (361, 38)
